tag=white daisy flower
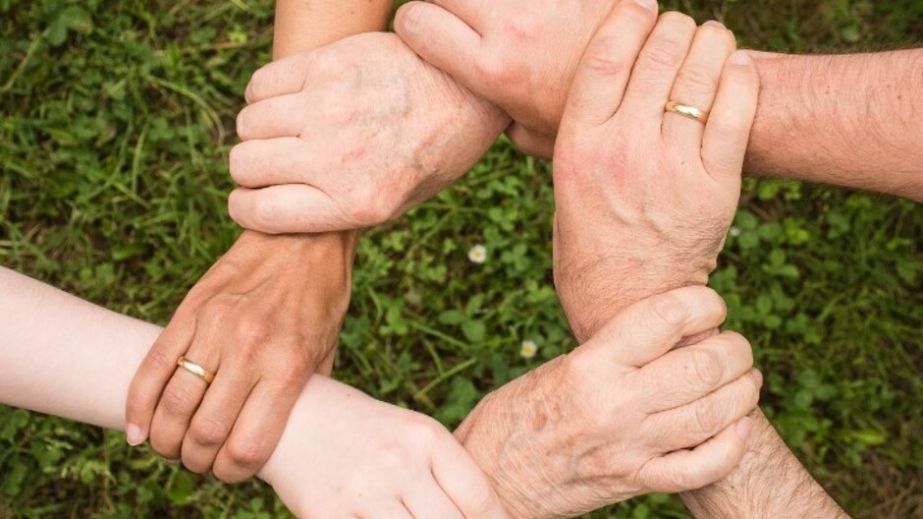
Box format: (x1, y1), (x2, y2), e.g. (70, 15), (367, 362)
(520, 340), (538, 359)
(468, 244), (487, 264)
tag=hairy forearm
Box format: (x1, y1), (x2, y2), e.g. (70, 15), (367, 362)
(681, 410), (846, 518)
(747, 49), (923, 200)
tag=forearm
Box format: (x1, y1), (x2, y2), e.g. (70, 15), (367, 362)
(273, 0), (391, 58)
(747, 49), (923, 200)
(233, 0), (393, 353)
(681, 409), (846, 518)
(0, 267), (160, 429)
(0, 266), (335, 483)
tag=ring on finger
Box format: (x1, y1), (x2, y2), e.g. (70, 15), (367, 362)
(665, 101), (709, 124)
(176, 356), (216, 385)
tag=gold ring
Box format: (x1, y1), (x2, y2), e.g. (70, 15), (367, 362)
(176, 356), (215, 384)
(665, 101), (709, 124)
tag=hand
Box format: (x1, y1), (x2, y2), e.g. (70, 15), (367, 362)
(126, 231), (355, 482)
(551, 3), (760, 341)
(394, 0), (619, 157)
(455, 287), (761, 518)
(227, 32), (509, 234)
(259, 376), (508, 519)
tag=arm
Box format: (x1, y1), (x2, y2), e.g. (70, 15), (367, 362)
(454, 6), (845, 517)
(124, 0), (390, 481)
(395, 2), (923, 200)
(543, 8), (846, 519)
(680, 411), (845, 518)
(0, 267), (507, 518)
(745, 50), (923, 201)
(273, 0), (391, 56)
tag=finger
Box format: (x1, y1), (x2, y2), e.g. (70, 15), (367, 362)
(180, 363), (255, 474)
(245, 53), (313, 104)
(648, 369), (762, 452)
(125, 316), (195, 445)
(662, 21), (737, 152)
(148, 340), (217, 460)
(394, 2), (484, 93)
(402, 480), (464, 519)
(506, 124), (555, 159)
(212, 380), (302, 483)
(431, 433), (507, 519)
(424, 0), (487, 29)
(701, 50), (760, 184)
(635, 331), (754, 412)
(229, 138), (314, 189)
(620, 12), (697, 120)
(639, 416), (754, 493)
(228, 185), (347, 235)
(580, 286), (727, 367)
(236, 93), (306, 141)
(560, 0), (659, 128)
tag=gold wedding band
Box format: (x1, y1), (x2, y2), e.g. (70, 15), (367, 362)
(665, 101), (709, 124)
(176, 356), (215, 384)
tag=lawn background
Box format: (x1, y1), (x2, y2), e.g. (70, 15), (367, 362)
(1, 0), (921, 517)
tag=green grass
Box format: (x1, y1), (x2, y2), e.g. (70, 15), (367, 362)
(1, 0), (921, 517)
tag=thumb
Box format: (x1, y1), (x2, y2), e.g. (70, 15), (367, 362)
(580, 286), (728, 368)
(395, 2), (487, 96)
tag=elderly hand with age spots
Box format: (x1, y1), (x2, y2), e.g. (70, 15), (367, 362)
(454, 286), (761, 518)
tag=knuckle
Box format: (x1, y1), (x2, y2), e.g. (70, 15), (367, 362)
(691, 347), (724, 388)
(235, 318), (272, 352)
(146, 348), (176, 374)
(583, 38), (631, 77)
(721, 331), (753, 366)
(225, 437), (270, 469)
(279, 358), (311, 386)
(403, 415), (445, 446)
(210, 456), (238, 483)
(666, 465), (700, 491)
(202, 297), (235, 323)
(161, 385), (199, 416)
(149, 436), (176, 459)
(475, 54), (512, 86)
(692, 394), (722, 434)
(651, 293), (689, 327)
(189, 416), (230, 447)
(502, 15), (541, 43)
(640, 39), (686, 69)
(676, 65), (716, 91)
(249, 198), (284, 233)
(461, 478), (497, 517)
(348, 192), (394, 227)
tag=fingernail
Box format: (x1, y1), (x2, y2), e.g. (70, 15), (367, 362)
(397, 4), (422, 32)
(704, 20), (726, 30)
(728, 50), (752, 65)
(126, 424), (144, 446)
(734, 417), (753, 440)
(634, 0), (657, 9)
